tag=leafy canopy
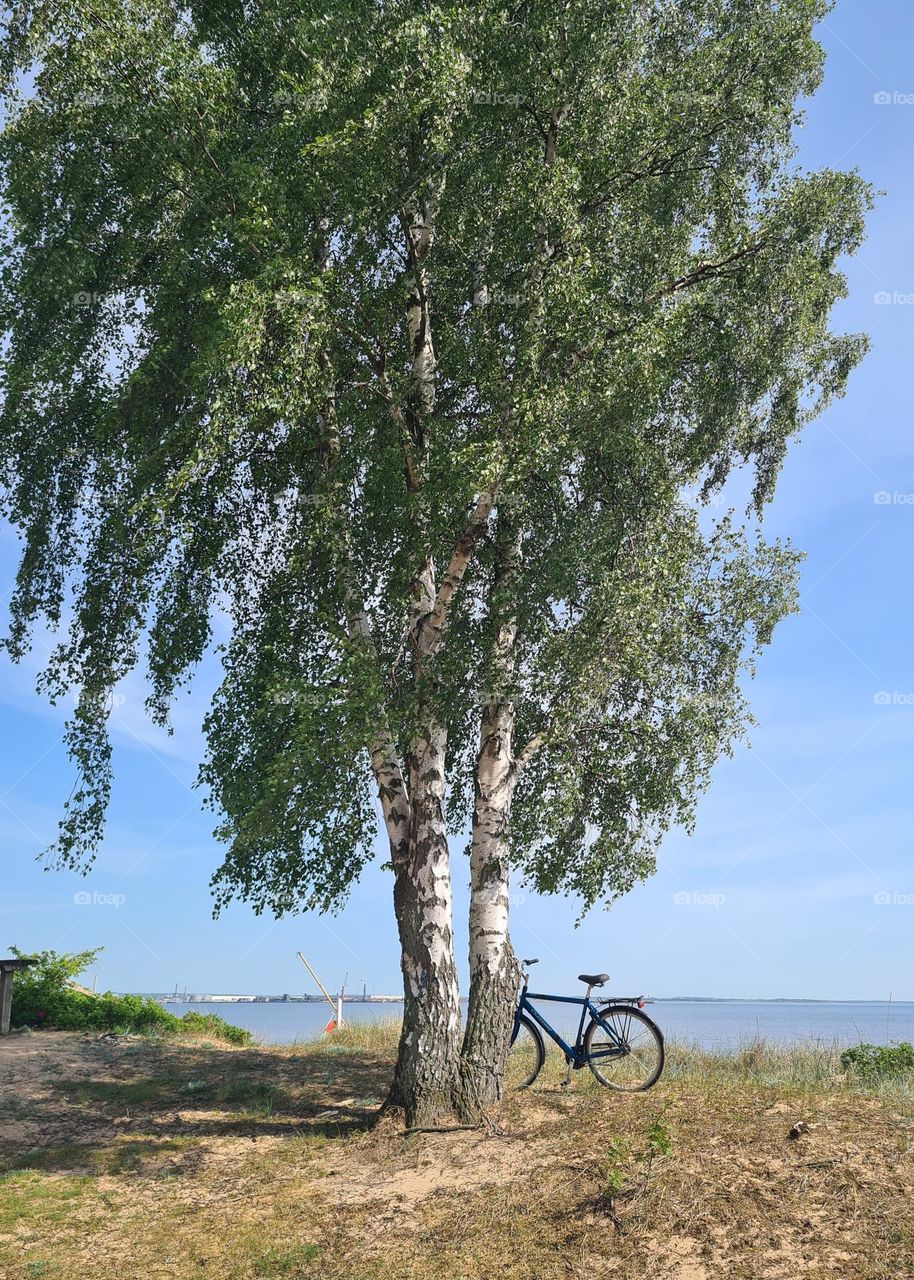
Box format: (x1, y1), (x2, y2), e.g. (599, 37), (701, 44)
(0, 1), (870, 913)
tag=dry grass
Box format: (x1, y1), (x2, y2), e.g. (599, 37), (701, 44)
(2, 1025), (913, 1279)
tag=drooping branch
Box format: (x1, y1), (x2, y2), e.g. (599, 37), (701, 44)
(647, 239), (768, 303)
(560, 238), (769, 377)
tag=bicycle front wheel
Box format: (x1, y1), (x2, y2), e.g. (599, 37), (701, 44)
(507, 1013), (545, 1089)
(584, 1004), (665, 1091)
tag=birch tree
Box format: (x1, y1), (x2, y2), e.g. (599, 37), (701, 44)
(0, 0), (869, 1123)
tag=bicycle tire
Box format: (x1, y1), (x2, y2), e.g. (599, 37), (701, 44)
(584, 1004), (665, 1091)
(508, 1013), (546, 1089)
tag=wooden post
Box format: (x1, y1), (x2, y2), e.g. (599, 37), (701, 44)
(0, 959), (35, 1035)
(0, 969), (12, 1036)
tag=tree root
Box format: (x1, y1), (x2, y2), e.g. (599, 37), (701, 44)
(400, 1123), (481, 1136)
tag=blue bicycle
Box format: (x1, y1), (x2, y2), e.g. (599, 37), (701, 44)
(510, 959), (665, 1091)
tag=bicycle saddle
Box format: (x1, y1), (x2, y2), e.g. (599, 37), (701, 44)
(578, 973), (609, 986)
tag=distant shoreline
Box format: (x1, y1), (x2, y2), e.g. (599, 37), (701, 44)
(655, 996), (914, 1004)
(128, 993), (914, 1006)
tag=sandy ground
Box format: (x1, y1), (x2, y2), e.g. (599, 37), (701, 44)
(2, 1031), (914, 1280)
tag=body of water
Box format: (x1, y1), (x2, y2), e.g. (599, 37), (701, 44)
(160, 997), (914, 1050)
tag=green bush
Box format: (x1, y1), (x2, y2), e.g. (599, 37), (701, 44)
(8, 946), (252, 1045)
(179, 1010), (253, 1046)
(840, 1041), (914, 1081)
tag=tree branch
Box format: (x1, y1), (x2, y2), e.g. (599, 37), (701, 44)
(515, 732), (546, 772)
(347, 325), (421, 492)
(560, 238), (768, 378)
(647, 238), (767, 304)
(415, 492), (495, 658)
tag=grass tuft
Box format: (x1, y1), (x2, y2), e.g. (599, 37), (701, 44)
(254, 1244), (322, 1275)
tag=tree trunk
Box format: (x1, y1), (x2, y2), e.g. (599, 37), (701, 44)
(460, 723), (519, 1115)
(459, 517), (522, 1116)
(342, 563), (462, 1126)
(362, 175), (499, 1126)
(388, 721), (462, 1126)
(458, 105), (571, 1116)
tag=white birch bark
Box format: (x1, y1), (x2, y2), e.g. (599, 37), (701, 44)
(389, 719), (463, 1123)
(344, 546), (461, 1124)
(460, 103), (570, 1114)
(460, 516), (522, 1112)
(316, 193), (459, 1121)
(385, 177), (464, 1124)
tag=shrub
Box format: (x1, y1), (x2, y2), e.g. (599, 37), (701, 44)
(8, 946), (252, 1045)
(840, 1041), (914, 1081)
(179, 1010), (253, 1046)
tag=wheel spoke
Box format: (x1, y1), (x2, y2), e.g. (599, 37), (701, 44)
(624, 1047), (650, 1077)
(585, 1006), (664, 1091)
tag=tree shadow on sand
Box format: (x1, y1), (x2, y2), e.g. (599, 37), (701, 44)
(0, 1038), (390, 1177)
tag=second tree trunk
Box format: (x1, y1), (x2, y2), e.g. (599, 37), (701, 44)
(460, 516), (522, 1116)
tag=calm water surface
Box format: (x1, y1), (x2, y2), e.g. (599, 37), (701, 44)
(161, 998), (914, 1050)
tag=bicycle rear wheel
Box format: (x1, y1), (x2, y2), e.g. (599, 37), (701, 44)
(507, 1013), (545, 1089)
(584, 1004), (665, 1091)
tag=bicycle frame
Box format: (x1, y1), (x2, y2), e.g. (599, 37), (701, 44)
(517, 988), (628, 1066)
(511, 964), (664, 1090)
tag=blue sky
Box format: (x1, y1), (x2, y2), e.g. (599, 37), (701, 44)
(2, 2), (913, 1001)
